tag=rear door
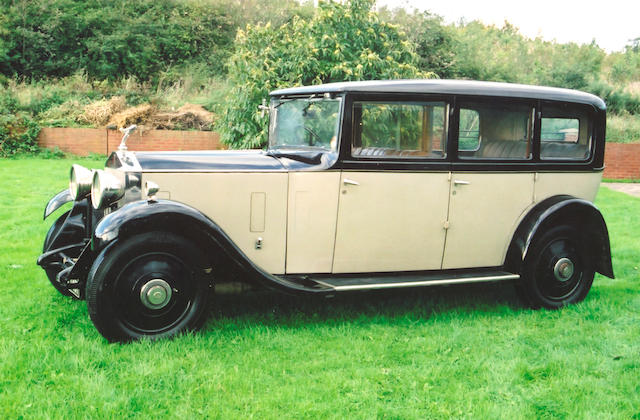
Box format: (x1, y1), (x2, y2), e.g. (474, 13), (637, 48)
(442, 100), (535, 269)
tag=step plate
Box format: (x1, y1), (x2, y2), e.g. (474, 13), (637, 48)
(296, 269), (519, 292)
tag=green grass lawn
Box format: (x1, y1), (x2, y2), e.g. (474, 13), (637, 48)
(1, 158), (639, 419)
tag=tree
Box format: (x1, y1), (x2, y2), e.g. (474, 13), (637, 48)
(219, 0), (430, 149)
(450, 20), (604, 90)
(0, 0), (235, 81)
(378, 7), (457, 78)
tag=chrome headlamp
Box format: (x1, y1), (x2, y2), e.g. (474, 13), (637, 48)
(91, 170), (124, 210)
(69, 164), (93, 201)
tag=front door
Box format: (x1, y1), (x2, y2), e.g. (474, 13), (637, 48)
(332, 99), (451, 273)
(333, 171), (450, 273)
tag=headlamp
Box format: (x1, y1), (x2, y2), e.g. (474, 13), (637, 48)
(91, 170), (124, 209)
(69, 164), (93, 200)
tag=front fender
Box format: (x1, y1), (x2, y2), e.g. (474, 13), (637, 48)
(93, 199), (228, 252)
(92, 199), (324, 295)
(44, 189), (72, 220)
(505, 195), (614, 278)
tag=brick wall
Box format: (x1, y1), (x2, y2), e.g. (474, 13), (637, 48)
(38, 127), (224, 156)
(603, 143), (640, 180)
(37, 128), (639, 179)
(38, 127), (108, 156)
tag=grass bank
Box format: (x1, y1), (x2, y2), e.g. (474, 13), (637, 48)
(607, 113), (640, 143)
(0, 158), (639, 418)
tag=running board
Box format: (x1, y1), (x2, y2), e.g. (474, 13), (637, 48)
(281, 269), (519, 293)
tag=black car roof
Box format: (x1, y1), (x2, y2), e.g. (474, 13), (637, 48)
(270, 79), (606, 110)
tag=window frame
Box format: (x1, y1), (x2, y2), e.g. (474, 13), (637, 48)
(538, 101), (594, 162)
(350, 97), (450, 161)
(336, 92), (603, 172)
(453, 98), (537, 162)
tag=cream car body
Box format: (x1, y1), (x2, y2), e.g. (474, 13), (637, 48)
(38, 80), (614, 342)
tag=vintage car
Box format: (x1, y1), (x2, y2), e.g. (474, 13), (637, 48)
(38, 80), (614, 342)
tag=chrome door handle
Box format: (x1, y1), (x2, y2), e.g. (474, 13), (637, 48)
(343, 178), (360, 186)
(453, 180), (471, 185)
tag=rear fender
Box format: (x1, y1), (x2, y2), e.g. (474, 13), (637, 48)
(505, 195), (614, 278)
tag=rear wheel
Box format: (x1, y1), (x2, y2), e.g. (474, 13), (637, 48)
(519, 225), (594, 309)
(86, 232), (212, 342)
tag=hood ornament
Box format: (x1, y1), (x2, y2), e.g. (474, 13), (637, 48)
(118, 125), (137, 151)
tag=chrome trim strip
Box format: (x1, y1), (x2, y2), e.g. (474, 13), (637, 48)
(313, 279), (336, 289)
(329, 273), (519, 292)
(136, 169), (288, 173)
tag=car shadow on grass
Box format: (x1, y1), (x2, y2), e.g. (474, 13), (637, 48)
(205, 280), (527, 331)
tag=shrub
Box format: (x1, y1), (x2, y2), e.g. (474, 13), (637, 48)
(607, 113), (640, 143)
(0, 0), (235, 81)
(588, 80), (640, 115)
(446, 21), (605, 91)
(219, 0), (429, 149)
(378, 7), (457, 78)
(0, 114), (41, 157)
(38, 100), (85, 127)
(38, 146), (66, 159)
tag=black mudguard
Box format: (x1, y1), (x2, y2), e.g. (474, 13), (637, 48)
(505, 195), (614, 278)
(43, 189), (73, 220)
(91, 199), (327, 295)
(38, 192), (93, 298)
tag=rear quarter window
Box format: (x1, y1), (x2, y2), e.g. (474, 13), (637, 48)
(540, 106), (591, 160)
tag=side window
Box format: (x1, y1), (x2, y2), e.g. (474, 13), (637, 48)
(459, 109), (480, 151)
(352, 101), (447, 159)
(540, 106), (591, 160)
(458, 102), (533, 160)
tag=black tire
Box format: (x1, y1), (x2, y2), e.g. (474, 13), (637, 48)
(519, 225), (595, 309)
(86, 232), (212, 342)
(43, 210), (76, 297)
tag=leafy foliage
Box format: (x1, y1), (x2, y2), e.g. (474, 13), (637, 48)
(605, 45), (640, 84)
(0, 93), (40, 156)
(607, 113), (640, 143)
(378, 7), (457, 78)
(0, 0), (638, 144)
(447, 21), (605, 90)
(219, 0), (429, 149)
(588, 80), (640, 115)
(0, 0), (234, 81)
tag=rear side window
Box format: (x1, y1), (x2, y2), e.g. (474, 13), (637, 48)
(352, 101), (447, 159)
(458, 102), (533, 160)
(540, 106), (591, 160)
(459, 109), (480, 151)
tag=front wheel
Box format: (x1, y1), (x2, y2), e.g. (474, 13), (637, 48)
(518, 225), (594, 309)
(86, 232), (212, 342)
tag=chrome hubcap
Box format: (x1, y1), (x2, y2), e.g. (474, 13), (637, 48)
(140, 279), (172, 310)
(553, 258), (575, 282)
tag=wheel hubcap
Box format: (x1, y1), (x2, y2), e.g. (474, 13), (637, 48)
(140, 279), (173, 310)
(553, 257), (575, 282)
